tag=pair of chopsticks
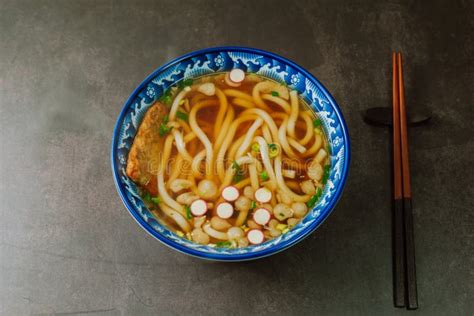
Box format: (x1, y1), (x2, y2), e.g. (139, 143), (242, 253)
(392, 52), (418, 310)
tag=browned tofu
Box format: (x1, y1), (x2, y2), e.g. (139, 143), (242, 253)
(126, 101), (168, 195)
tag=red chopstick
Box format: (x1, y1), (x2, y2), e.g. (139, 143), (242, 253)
(397, 52), (418, 310)
(392, 52), (418, 309)
(392, 52), (406, 308)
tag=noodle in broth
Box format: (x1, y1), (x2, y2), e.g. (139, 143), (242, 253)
(126, 72), (330, 247)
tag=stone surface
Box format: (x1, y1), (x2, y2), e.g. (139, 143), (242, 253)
(0, 0), (473, 315)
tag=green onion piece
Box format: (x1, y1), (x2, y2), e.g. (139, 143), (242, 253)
(250, 200), (256, 210)
(162, 95), (172, 106)
(176, 111), (189, 122)
(163, 114), (169, 124)
(306, 187), (322, 208)
(313, 119), (322, 128)
(159, 124), (172, 137)
(232, 161), (244, 183)
(306, 196), (316, 208)
(144, 192), (152, 202)
(183, 78), (193, 86)
(216, 241), (232, 248)
(268, 143), (279, 158)
(159, 114), (172, 137)
(185, 205), (192, 220)
(178, 78), (194, 89)
(151, 197), (161, 204)
(251, 142), (260, 153)
(271, 91), (279, 97)
(260, 170), (269, 181)
(322, 165), (330, 184)
(159, 89), (173, 106)
(316, 187), (322, 198)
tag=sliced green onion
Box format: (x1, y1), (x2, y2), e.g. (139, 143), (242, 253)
(159, 124), (172, 137)
(151, 197), (161, 204)
(250, 200), (257, 210)
(144, 192), (152, 202)
(268, 143), (279, 158)
(215, 241), (232, 248)
(251, 142), (260, 153)
(260, 170), (269, 181)
(176, 111), (189, 122)
(313, 119), (322, 128)
(178, 78), (194, 89)
(271, 91), (279, 97)
(306, 187), (322, 208)
(322, 165), (330, 184)
(159, 114), (172, 137)
(159, 89), (173, 106)
(232, 161), (244, 183)
(162, 95), (172, 106)
(185, 205), (192, 220)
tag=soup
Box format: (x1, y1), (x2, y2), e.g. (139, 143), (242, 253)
(126, 70), (329, 247)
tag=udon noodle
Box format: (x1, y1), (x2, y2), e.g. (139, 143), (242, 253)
(126, 71), (330, 247)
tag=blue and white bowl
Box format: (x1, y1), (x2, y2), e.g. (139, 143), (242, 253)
(111, 47), (350, 261)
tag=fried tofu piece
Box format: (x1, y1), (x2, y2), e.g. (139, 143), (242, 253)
(126, 101), (168, 194)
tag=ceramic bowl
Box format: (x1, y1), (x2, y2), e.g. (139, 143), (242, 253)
(111, 47), (350, 261)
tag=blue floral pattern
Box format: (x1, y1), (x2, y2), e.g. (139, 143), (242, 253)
(146, 86), (156, 98)
(111, 47), (350, 261)
(290, 74), (300, 85)
(214, 55), (225, 67)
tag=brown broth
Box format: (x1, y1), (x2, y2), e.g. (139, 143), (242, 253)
(137, 72), (330, 246)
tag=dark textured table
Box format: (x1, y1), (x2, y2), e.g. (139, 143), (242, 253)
(1, 1), (473, 315)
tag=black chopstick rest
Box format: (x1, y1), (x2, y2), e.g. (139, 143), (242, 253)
(393, 198), (406, 307)
(403, 198), (418, 310)
(363, 107), (432, 127)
